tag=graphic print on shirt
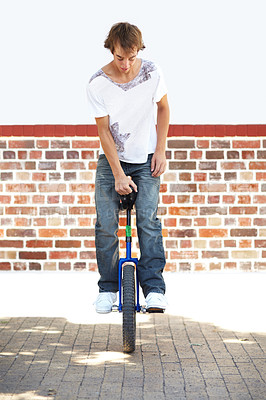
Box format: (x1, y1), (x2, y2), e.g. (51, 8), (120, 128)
(110, 122), (130, 156)
(89, 60), (157, 92)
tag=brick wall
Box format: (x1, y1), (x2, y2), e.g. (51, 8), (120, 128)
(1, 125), (266, 272)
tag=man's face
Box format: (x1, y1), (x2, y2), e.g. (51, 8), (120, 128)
(113, 43), (138, 74)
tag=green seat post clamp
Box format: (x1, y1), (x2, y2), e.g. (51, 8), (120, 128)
(126, 225), (132, 242)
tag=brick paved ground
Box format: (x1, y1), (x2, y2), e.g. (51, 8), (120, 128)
(0, 312), (265, 400)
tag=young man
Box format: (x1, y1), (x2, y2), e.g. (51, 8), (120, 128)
(87, 22), (170, 313)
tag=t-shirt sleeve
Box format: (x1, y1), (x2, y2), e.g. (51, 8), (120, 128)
(86, 82), (108, 118)
(154, 66), (168, 103)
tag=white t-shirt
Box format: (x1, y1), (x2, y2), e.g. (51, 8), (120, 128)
(86, 59), (167, 163)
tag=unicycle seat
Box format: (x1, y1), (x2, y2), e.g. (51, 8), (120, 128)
(120, 189), (137, 210)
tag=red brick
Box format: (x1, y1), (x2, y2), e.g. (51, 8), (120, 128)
(15, 217), (31, 227)
(193, 195), (205, 204)
(62, 195), (75, 204)
(206, 151), (224, 159)
(199, 229), (228, 238)
(183, 125), (194, 136)
(164, 218), (177, 227)
(84, 240), (96, 248)
(179, 172), (191, 181)
(170, 184), (196, 192)
(169, 161), (196, 170)
(59, 262), (71, 270)
(37, 140), (49, 149)
(210, 240), (222, 248)
(199, 161), (217, 170)
(194, 126), (205, 137)
(69, 207), (96, 215)
(0, 196), (11, 204)
(46, 151), (64, 159)
(159, 184), (167, 193)
(30, 151), (42, 159)
(239, 217), (252, 226)
(223, 195), (235, 204)
(250, 162), (266, 170)
(162, 195), (175, 204)
(0, 262), (11, 271)
(224, 240), (236, 247)
(210, 262), (222, 270)
(26, 240), (53, 248)
(242, 150), (254, 159)
(230, 228), (257, 237)
(72, 140), (100, 149)
(221, 162), (246, 170)
(174, 151), (187, 160)
(70, 183), (95, 192)
(197, 139), (209, 149)
(169, 207), (197, 216)
(6, 183), (36, 192)
(194, 218), (207, 226)
(0, 162), (22, 170)
(208, 195), (220, 204)
(238, 195), (251, 204)
(0, 240), (23, 248)
(7, 229), (36, 237)
(168, 229), (196, 238)
(14, 262), (27, 271)
(229, 207), (257, 215)
(47, 195), (60, 204)
(19, 252), (46, 260)
(164, 262), (177, 272)
(180, 240), (192, 248)
(50, 251), (77, 259)
(230, 183), (258, 192)
(194, 173), (207, 181)
(190, 150), (202, 159)
(180, 219), (192, 227)
(202, 251), (228, 258)
(170, 250), (198, 259)
(233, 139), (260, 148)
(39, 229), (67, 238)
(168, 139), (195, 149)
(81, 151), (94, 159)
(39, 183), (66, 192)
(70, 229), (94, 237)
(199, 184), (227, 192)
(256, 172), (266, 180)
(61, 162), (85, 170)
(254, 218), (266, 226)
(239, 240), (252, 248)
(224, 262), (237, 269)
(9, 140), (34, 149)
(55, 240), (81, 248)
(80, 251), (96, 259)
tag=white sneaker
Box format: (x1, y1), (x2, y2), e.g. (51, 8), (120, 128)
(145, 292), (167, 312)
(94, 292), (117, 314)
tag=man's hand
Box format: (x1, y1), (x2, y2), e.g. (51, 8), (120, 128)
(151, 151), (167, 177)
(115, 174), (138, 195)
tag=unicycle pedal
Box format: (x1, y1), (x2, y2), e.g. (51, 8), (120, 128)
(146, 307), (165, 313)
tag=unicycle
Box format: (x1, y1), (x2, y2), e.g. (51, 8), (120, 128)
(117, 189), (141, 353)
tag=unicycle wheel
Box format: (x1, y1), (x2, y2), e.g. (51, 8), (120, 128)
(122, 263), (136, 353)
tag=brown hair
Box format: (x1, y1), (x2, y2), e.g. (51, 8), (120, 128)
(104, 22), (145, 54)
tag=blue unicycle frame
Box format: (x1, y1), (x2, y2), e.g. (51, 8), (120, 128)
(118, 207), (141, 313)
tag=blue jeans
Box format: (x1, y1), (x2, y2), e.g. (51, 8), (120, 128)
(95, 154), (166, 298)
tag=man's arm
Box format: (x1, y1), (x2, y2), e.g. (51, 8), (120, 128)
(95, 115), (137, 195)
(151, 94), (170, 177)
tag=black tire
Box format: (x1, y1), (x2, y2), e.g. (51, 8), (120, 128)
(122, 263), (136, 353)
